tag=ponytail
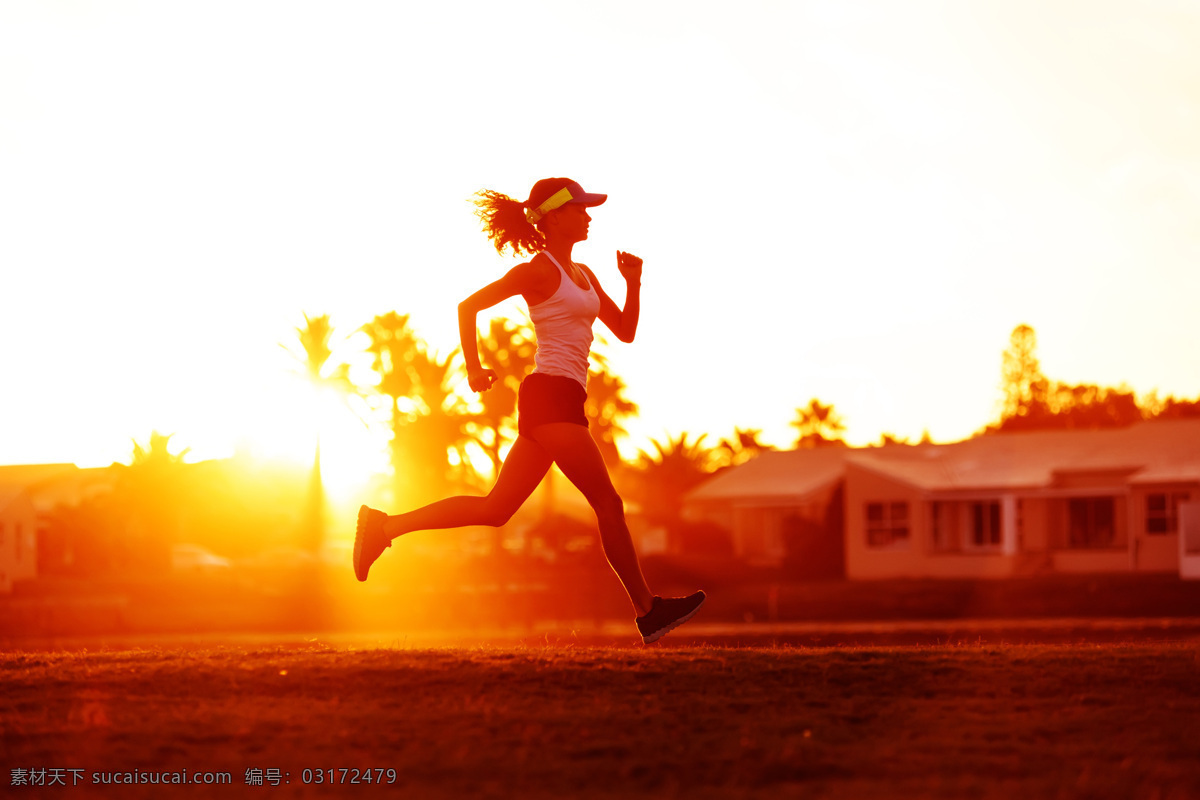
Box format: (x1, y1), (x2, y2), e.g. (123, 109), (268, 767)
(473, 189), (545, 257)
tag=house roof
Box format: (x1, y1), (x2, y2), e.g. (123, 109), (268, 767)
(1118, 420), (1200, 484)
(0, 464), (114, 511)
(686, 420), (1200, 504)
(0, 464), (79, 487)
(686, 447), (849, 504)
(849, 420), (1200, 492)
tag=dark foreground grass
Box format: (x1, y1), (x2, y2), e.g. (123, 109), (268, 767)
(3, 641), (1199, 799)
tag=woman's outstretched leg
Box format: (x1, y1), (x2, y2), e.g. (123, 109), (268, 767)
(526, 423), (655, 615)
(527, 422), (706, 642)
(384, 436), (552, 539)
(353, 435), (551, 581)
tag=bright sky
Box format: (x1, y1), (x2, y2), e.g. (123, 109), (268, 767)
(3, 1), (1199, 491)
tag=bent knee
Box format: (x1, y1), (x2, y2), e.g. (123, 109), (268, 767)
(591, 492), (625, 522)
(481, 497), (519, 528)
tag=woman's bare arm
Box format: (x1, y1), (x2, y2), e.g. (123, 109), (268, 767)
(458, 262), (546, 391)
(581, 251), (642, 344)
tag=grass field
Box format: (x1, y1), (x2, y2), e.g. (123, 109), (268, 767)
(4, 635), (1200, 799)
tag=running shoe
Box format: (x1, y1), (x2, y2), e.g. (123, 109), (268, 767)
(636, 591), (706, 644)
(353, 505), (390, 582)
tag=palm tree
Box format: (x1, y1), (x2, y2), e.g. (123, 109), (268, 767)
(130, 430), (192, 466)
(285, 313), (353, 553)
(115, 431), (192, 570)
(876, 432), (912, 447)
(360, 312), (479, 507)
(404, 346), (477, 499)
(790, 398), (847, 448)
(360, 312), (422, 507)
(633, 432), (719, 531)
(470, 318), (537, 477)
(715, 427), (776, 469)
(585, 351), (639, 468)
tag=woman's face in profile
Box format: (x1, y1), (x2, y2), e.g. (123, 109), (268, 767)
(547, 204), (592, 243)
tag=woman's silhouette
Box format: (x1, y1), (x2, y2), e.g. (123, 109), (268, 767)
(354, 177), (705, 643)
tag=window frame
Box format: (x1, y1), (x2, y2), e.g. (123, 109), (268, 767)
(865, 501), (910, 549)
(1145, 491), (1189, 536)
(966, 500), (1003, 551)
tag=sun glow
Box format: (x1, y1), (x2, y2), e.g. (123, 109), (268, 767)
(222, 371), (388, 504)
(2, 1), (1198, 471)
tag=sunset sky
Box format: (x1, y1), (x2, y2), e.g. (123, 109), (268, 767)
(3, 1), (1198, 494)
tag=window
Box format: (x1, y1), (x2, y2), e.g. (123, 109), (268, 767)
(970, 501), (1002, 548)
(866, 502), (909, 548)
(1068, 497), (1116, 548)
(1146, 492), (1189, 535)
(933, 501), (1010, 553)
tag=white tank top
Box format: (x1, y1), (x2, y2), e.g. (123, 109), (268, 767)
(529, 251), (600, 388)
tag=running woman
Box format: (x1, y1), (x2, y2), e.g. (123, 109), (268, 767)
(353, 177), (705, 644)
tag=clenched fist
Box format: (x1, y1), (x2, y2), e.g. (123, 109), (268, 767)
(617, 251), (643, 284)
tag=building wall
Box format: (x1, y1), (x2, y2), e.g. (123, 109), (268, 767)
(1049, 550), (1131, 573)
(1128, 484), (1196, 572)
(1181, 501), (1200, 579)
(844, 463), (930, 579)
(684, 502), (734, 532)
(0, 494), (39, 593)
(845, 467), (1145, 580)
(846, 481), (1187, 578)
(689, 440), (1200, 580)
(1020, 498), (1051, 554)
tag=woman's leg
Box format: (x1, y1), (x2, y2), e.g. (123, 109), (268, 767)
(526, 422), (655, 617)
(382, 435), (552, 541)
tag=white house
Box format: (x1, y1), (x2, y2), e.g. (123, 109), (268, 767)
(684, 419), (1200, 580)
(0, 486), (38, 592)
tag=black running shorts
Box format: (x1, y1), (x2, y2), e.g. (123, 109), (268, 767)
(517, 373), (588, 436)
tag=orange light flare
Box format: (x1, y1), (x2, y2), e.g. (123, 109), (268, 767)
(238, 335), (389, 511)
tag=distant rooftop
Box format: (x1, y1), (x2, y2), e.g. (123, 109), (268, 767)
(851, 419), (1200, 491)
(687, 419), (1200, 502)
(0, 463), (114, 511)
(687, 446), (850, 504)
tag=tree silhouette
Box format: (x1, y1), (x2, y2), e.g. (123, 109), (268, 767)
(585, 351), (639, 468)
(714, 427), (776, 469)
(130, 430), (192, 466)
(633, 432), (718, 530)
(360, 313), (424, 506)
(1142, 392), (1200, 421)
(791, 399), (847, 448)
(1049, 383), (1141, 429)
(990, 324), (1143, 433)
(998, 323), (1051, 428)
(404, 347), (477, 498)
(469, 318), (537, 478)
(876, 433), (912, 447)
(114, 431), (191, 570)
(360, 313), (479, 506)
(285, 313), (354, 553)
